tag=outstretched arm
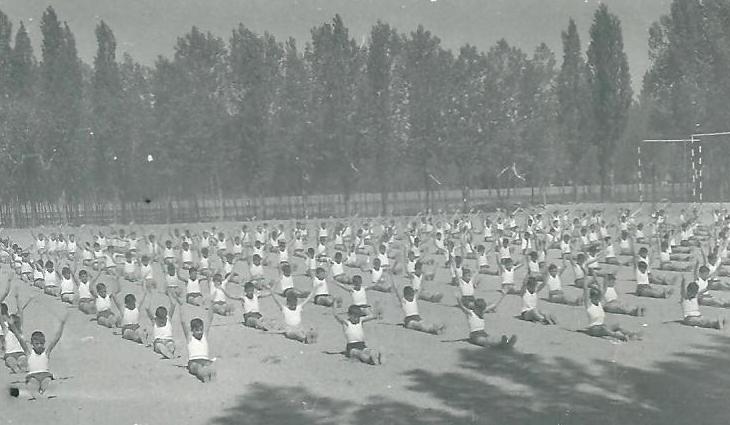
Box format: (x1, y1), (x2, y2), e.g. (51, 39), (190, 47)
(485, 293), (507, 312)
(46, 311), (70, 356)
(179, 306), (190, 340)
(331, 304), (346, 325)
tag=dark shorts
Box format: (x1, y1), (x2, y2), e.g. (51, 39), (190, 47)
(461, 295), (475, 305)
(243, 312), (262, 322)
(186, 292), (203, 302)
(345, 341), (366, 356)
(188, 358), (213, 368)
(97, 310), (114, 320)
(314, 294), (330, 304)
(26, 371), (53, 383)
(121, 323), (140, 331)
(469, 330), (488, 340)
(404, 314), (422, 326)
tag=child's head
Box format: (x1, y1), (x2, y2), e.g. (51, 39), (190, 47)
(182, 241), (190, 250)
(167, 263), (176, 275)
(529, 251), (538, 262)
(212, 273), (223, 285)
(285, 291), (298, 309)
(589, 287), (601, 305)
(189, 268), (198, 280)
(334, 252), (342, 262)
(124, 293), (137, 309)
(201, 247), (209, 258)
(61, 266), (71, 279)
(403, 285), (415, 301)
(125, 251), (133, 261)
(477, 245), (485, 254)
(638, 247), (648, 258)
(347, 305), (366, 323)
(686, 281), (699, 299)
(315, 267), (326, 279)
(462, 267), (472, 282)
(372, 257), (381, 269)
(352, 275), (362, 289)
(155, 306), (168, 320)
(45, 260), (54, 271)
(252, 254), (261, 265)
(525, 277), (538, 293)
(244, 281), (255, 296)
(548, 263), (558, 277)
(281, 263), (292, 276)
(503, 258), (513, 269)
(141, 255), (150, 265)
(699, 265), (710, 280)
(307, 248), (315, 258)
(165, 240), (172, 248)
(190, 318), (204, 340)
(30, 331), (46, 354)
(454, 256), (463, 267)
(96, 283), (107, 297)
(638, 261), (648, 273)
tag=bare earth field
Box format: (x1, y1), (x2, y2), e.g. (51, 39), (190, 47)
(2, 202), (728, 425)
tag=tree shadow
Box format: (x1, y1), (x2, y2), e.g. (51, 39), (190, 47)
(404, 334), (730, 425)
(210, 336), (730, 425)
(209, 382), (465, 425)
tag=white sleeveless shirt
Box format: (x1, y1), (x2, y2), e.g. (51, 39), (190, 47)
(344, 321), (364, 343)
(188, 335), (209, 361)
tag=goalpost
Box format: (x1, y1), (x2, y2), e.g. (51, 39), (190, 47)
(639, 131), (730, 204)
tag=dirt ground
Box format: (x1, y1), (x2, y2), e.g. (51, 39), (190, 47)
(2, 202), (729, 425)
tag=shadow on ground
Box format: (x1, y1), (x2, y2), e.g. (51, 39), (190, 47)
(211, 335), (730, 425)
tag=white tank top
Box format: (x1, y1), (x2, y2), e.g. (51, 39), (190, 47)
(68, 241), (77, 253)
(164, 248), (174, 258)
(352, 287), (368, 305)
(402, 298), (419, 316)
(345, 321), (364, 343)
(587, 303), (605, 326)
(124, 261), (136, 274)
(697, 277), (708, 293)
(187, 278), (201, 294)
(604, 287), (618, 303)
(182, 250), (193, 263)
(224, 262), (233, 275)
(212, 285), (226, 303)
(467, 311), (485, 332)
(279, 250), (289, 263)
(79, 281), (92, 299)
(522, 291), (538, 312)
(27, 351), (49, 374)
(682, 297), (701, 317)
(187, 335), (209, 361)
(141, 264), (153, 280)
(250, 264), (264, 277)
(636, 268), (649, 285)
(407, 260), (416, 274)
(199, 257), (210, 270)
(282, 305), (303, 327)
(232, 243), (243, 255)
(528, 261), (540, 274)
(371, 268), (383, 284)
(280, 275), (294, 291)
(478, 254), (488, 267)
(313, 277), (329, 296)
(166, 274), (178, 288)
(502, 268), (515, 285)
(44, 271), (58, 287)
(60, 277), (74, 294)
(331, 262), (344, 276)
(154, 317), (173, 340)
(242, 294), (260, 314)
(96, 295), (112, 312)
(499, 246), (511, 259)
(122, 307), (140, 326)
(459, 278), (474, 297)
(83, 249), (94, 261)
(605, 245), (616, 258)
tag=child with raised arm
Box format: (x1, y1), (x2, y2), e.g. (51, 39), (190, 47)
(222, 280), (271, 330)
(5, 308), (68, 400)
(680, 276), (724, 330)
(271, 290), (317, 344)
(454, 295), (515, 348)
(95, 276), (119, 328)
(209, 272), (236, 316)
(580, 280), (641, 342)
(497, 257), (522, 295)
(180, 303), (216, 382)
(601, 273), (645, 316)
(331, 304), (382, 365)
(77, 269), (102, 314)
(389, 274), (445, 335)
(146, 291), (179, 359)
(177, 267), (205, 306)
(112, 279), (149, 344)
(311, 267), (342, 307)
(519, 276), (557, 325)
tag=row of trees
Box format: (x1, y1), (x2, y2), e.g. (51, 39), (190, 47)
(0, 1), (724, 223)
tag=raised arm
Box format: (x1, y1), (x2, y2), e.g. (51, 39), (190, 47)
(179, 305), (190, 340)
(331, 304), (346, 325)
(46, 311), (69, 356)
